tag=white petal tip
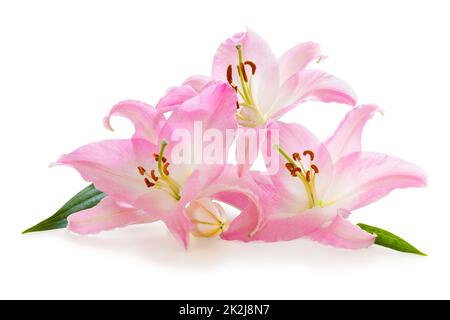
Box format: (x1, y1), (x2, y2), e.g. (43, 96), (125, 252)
(103, 116), (114, 131)
(48, 162), (59, 168)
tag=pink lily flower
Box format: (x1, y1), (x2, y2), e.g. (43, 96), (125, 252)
(156, 28), (357, 174)
(222, 105), (427, 249)
(55, 83), (261, 248)
(158, 28), (356, 125)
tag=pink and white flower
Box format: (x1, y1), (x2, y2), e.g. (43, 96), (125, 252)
(56, 83), (261, 248)
(223, 105), (427, 249)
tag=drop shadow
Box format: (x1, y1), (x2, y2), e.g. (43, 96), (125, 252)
(55, 222), (423, 271)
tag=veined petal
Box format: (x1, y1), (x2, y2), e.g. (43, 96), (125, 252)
(211, 28), (280, 114)
(325, 104), (381, 163)
(326, 152), (427, 211)
(308, 209), (375, 249)
(67, 196), (158, 235)
(104, 100), (165, 144)
(278, 41), (323, 83)
(56, 139), (157, 204)
(270, 69), (357, 119)
(251, 206), (331, 242)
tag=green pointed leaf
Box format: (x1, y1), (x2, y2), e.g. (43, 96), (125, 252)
(23, 184), (106, 233)
(357, 223), (426, 256)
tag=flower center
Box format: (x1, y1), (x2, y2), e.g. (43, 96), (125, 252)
(226, 45), (266, 128)
(277, 145), (320, 209)
(136, 140), (181, 200)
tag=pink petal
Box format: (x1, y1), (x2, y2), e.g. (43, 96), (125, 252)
(235, 127), (263, 177)
(327, 152), (427, 211)
(325, 104), (381, 163)
(156, 76), (216, 113)
(104, 100), (165, 144)
(163, 205), (193, 249)
(308, 209), (375, 249)
(182, 75), (213, 92)
(161, 83), (237, 183)
(270, 69), (357, 119)
(67, 196), (158, 235)
(266, 121), (334, 208)
(163, 171), (204, 248)
(278, 41), (323, 83)
(155, 85), (198, 113)
(56, 139), (157, 204)
(211, 28), (280, 114)
(162, 83), (237, 138)
(199, 166), (263, 241)
(251, 206), (331, 242)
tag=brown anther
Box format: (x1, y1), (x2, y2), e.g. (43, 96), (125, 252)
(153, 153), (159, 161)
(311, 164), (319, 174)
(292, 152), (301, 161)
(150, 169), (159, 181)
(244, 61), (256, 75)
(303, 150), (315, 161)
(137, 166), (146, 176)
(306, 171), (311, 182)
(226, 65), (233, 85)
(163, 162), (170, 176)
(240, 63), (248, 82)
(285, 162), (295, 172)
(291, 167), (302, 177)
(162, 156), (167, 163)
(236, 101), (240, 109)
(144, 178), (155, 188)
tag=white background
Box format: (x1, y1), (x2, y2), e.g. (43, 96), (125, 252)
(1, 0), (449, 299)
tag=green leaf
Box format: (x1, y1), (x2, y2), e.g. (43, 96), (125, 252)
(357, 223), (426, 256)
(23, 184), (106, 233)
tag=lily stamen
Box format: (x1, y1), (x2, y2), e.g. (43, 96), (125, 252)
(136, 140), (181, 200)
(276, 144), (321, 208)
(225, 44), (265, 127)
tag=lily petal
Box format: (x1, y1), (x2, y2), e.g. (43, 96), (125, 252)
(278, 41), (323, 83)
(161, 83), (237, 185)
(325, 104), (381, 163)
(56, 139), (157, 204)
(251, 206), (331, 242)
(163, 171), (204, 248)
(326, 152), (427, 211)
(182, 75), (213, 92)
(155, 85), (198, 113)
(200, 166), (262, 241)
(308, 209), (375, 249)
(68, 196), (158, 235)
(270, 69), (357, 119)
(104, 100), (165, 144)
